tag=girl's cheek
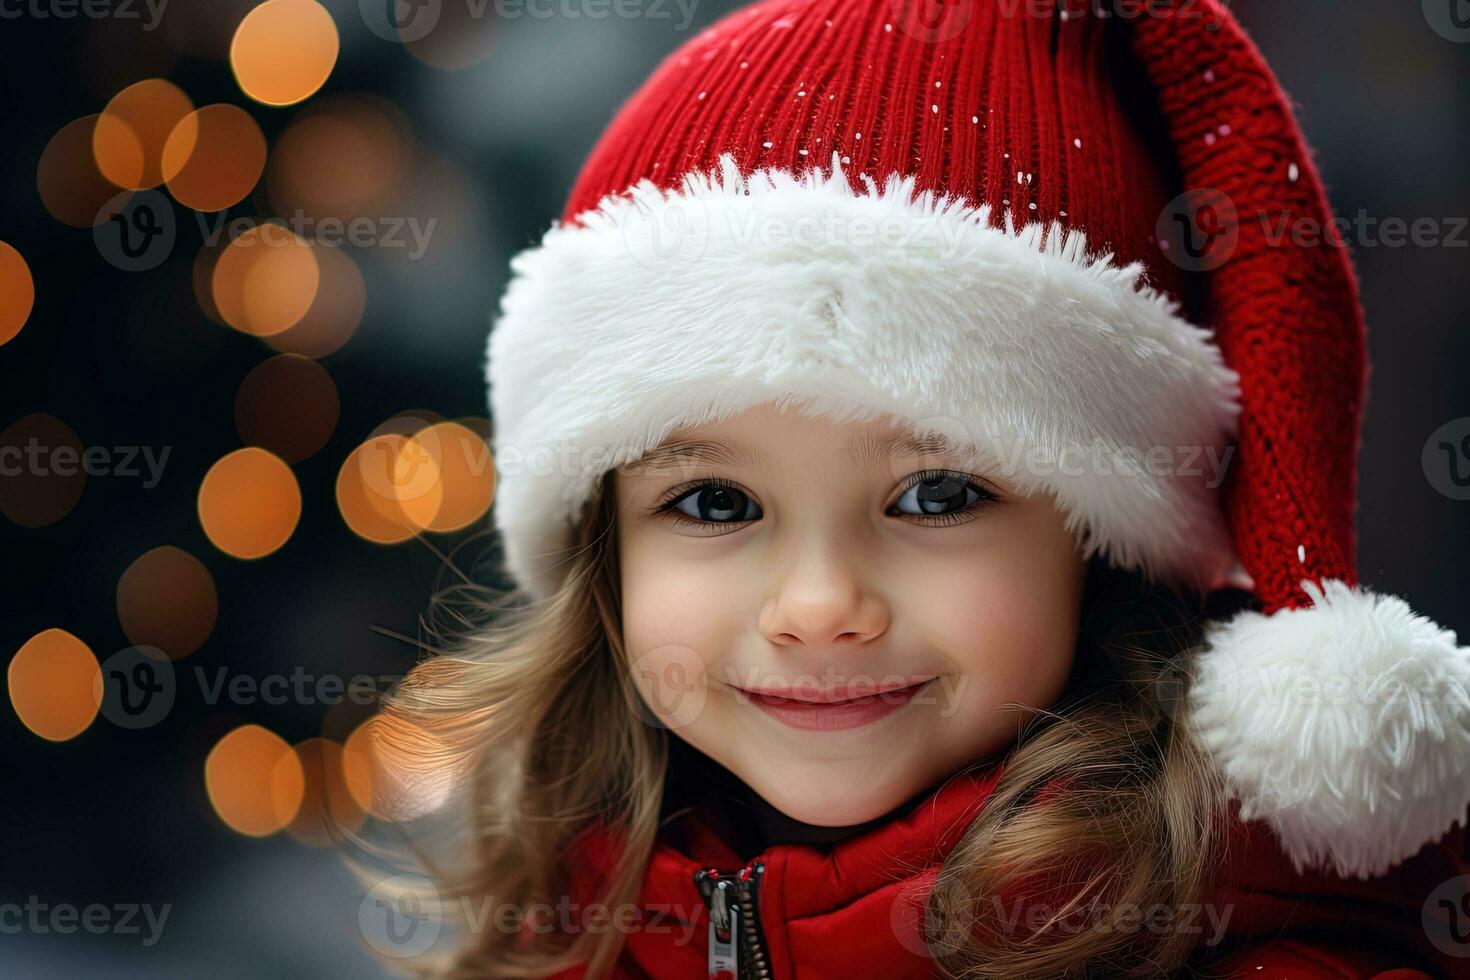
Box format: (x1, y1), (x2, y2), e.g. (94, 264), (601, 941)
(618, 540), (743, 707)
(888, 525), (1083, 709)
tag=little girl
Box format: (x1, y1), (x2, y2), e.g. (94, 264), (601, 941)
(377, 0), (1470, 976)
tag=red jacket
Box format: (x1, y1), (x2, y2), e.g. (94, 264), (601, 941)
(549, 760), (1469, 979)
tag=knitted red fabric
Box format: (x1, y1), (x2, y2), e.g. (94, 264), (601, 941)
(563, 0), (1184, 300)
(1127, 3), (1367, 615)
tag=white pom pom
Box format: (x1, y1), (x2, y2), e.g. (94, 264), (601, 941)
(1185, 578), (1470, 879)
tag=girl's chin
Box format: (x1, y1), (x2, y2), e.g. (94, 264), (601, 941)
(742, 769), (933, 831)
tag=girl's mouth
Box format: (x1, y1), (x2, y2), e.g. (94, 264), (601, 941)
(738, 678), (937, 732)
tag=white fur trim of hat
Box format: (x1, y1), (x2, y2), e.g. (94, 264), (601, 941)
(485, 152), (1245, 603)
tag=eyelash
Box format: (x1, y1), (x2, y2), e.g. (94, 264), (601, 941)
(650, 469), (1000, 532)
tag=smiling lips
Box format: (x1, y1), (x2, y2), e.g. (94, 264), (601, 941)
(739, 678), (937, 732)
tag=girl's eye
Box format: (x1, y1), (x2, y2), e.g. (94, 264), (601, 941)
(889, 471), (998, 524)
(658, 479), (762, 528)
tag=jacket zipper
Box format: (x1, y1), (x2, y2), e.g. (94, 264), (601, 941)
(694, 861), (771, 979)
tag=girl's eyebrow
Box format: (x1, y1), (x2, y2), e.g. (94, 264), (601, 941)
(620, 431), (961, 476)
(620, 438), (770, 475)
(843, 431), (961, 466)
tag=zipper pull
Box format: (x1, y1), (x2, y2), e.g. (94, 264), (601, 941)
(695, 869), (739, 980)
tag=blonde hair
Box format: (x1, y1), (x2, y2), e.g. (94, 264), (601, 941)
(372, 470), (1246, 978)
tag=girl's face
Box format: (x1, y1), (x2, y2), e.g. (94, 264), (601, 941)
(612, 401), (1088, 828)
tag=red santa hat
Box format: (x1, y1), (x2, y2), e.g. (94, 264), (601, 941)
(483, 0), (1470, 881)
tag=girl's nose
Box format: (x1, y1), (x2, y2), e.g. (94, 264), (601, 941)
(757, 542), (890, 650)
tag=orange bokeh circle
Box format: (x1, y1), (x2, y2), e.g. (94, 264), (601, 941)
(197, 448), (302, 559)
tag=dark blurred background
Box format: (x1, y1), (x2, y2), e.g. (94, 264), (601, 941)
(0, 1), (1466, 976)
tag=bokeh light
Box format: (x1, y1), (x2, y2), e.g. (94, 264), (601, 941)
(266, 93), (412, 222)
(211, 222), (320, 337)
(37, 115), (134, 228)
(233, 354), (339, 463)
(0, 413), (87, 528)
(335, 434), (439, 545)
(197, 448), (302, 559)
(116, 546), (218, 660)
(372, 409), (444, 439)
(320, 694), (377, 744)
(93, 78), (195, 190)
(261, 243), (364, 358)
(341, 712), (454, 822)
(204, 724), (305, 837)
(230, 0), (340, 107)
(0, 240), (35, 347)
(162, 104), (267, 212)
(191, 240), (227, 326)
(8, 629), (101, 742)
(402, 421), (496, 533)
(287, 737), (367, 847)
